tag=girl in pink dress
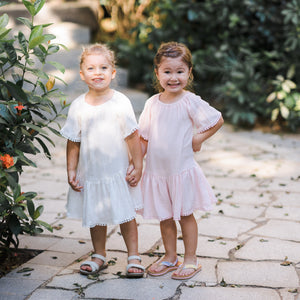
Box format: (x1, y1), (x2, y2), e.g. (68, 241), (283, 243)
(139, 42), (224, 280)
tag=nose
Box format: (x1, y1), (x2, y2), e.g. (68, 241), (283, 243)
(94, 67), (102, 74)
(170, 73), (177, 80)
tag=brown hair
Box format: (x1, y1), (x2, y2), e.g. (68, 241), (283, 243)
(153, 42), (194, 92)
(80, 43), (116, 68)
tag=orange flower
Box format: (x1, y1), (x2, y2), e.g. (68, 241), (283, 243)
(0, 154), (14, 169)
(15, 105), (25, 116)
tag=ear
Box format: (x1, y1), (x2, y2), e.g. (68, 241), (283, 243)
(79, 70), (85, 81)
(155, 68), (159, 79)
(111, 68), (116, 79)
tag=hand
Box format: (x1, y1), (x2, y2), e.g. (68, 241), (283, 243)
(192, 134), (202, 152)
(68, 170), (83, 192)
(126, 165), (142, 187)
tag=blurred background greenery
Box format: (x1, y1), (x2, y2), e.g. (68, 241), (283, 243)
(5, 0), (300, 131)
(96, 0), (300, 132)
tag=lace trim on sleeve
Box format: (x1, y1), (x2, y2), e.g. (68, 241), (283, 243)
(124, 126), (139, 139)
(197, 113), (222, 134)
(60, 131), (81, 142)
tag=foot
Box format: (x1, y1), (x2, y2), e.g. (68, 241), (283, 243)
(148, 255), (179, 275)
(127, 258), (143, 274)
(80, 254), (106, 273)
(126, 255), (145, 278)
(171, 257), (201, 280)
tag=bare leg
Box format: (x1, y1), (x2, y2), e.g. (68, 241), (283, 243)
(120, 219), (143, 274)
(173, 214), (198, 277)
(148, 218), (178, 273)
(81, 225), (107, 272)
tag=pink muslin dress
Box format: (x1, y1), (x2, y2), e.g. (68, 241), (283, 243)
(60, 90), (143, 228)
(139, 91), (222, 221)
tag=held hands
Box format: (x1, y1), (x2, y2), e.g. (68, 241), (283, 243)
(68, 170), (83, 192)
(126, 163), (142, 187)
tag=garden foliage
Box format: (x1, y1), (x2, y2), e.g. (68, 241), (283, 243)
(0, 0), (68, 254)
(111, 0), (300, 131)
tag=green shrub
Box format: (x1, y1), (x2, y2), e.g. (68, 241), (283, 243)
(0, 0), (68, 256)
(111, 0), (300, 131)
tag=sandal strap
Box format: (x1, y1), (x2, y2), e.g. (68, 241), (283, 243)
(128, 255), (141, 262)
(160, 257), (178, 267)
(126, 263), (145, 272)
(180, 263), (198, 270)
(80, 260), (100, 272)
(91, 253), (106, 263)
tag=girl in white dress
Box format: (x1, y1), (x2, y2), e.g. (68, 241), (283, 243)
(60, 44), (145, 277)
(138, 42), (224, 280)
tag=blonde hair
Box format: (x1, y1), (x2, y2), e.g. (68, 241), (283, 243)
(80, 43), (116, 68)
(153, 42), (194, 92)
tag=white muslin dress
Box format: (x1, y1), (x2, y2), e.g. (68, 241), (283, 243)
(139, 91), (222, 221)
(60, 90), (143, 227)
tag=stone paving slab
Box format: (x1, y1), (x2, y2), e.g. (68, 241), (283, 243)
(217, 261), (299, 288)
(235, 236), (300, 262)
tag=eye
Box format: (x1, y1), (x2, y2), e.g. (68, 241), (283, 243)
(87, 67), (93, 70)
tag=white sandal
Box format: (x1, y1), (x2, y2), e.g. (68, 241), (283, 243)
(126, 255), (145, 278)
(80, 254), (107, 275)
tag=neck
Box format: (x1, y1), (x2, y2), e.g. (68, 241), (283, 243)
(86, 88), (114, 106)
(160, 90), (185, 103)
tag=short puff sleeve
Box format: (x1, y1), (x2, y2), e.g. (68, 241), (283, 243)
(138, 96), (154, 141)
(187, 93), (222, 133)
(60, 95), (82, 142)
(119, 94), (139, 139)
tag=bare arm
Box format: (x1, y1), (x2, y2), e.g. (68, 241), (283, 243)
(192, 116), (224, 152)
(66, 140), (83, 192)
(125, 130), (143, 186)
(140, 137), (148, 157)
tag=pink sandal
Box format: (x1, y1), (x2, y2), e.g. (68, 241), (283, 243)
(147, 257), (180, 276)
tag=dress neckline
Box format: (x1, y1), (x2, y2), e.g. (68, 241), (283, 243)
(83, 90), (115, 107)
(157, 91), (189, 105)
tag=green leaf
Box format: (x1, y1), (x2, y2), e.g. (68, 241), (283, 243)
(18, 31), (28, 56)
(280, 103), (290, 119)
(13, 185), (21, 200)
(0, 13), (9, 28)
(37, 220), (53, 232)
(27, 199), (35, 218)
(29, 36), (45, 49)
(8, 214), (22, 235)
(47, 44), (60, 54)
(0, 28), (11, 40)
(33, 0), (45, 16)
(33, 205), (43, 220)
(22, 191), (37, 199)
(22, 0), (35, 16)
(0, 80), (28, 103)
(13, 206), (28, 220)
(35, 137), (51, 158)
(20, 123), (48, 135)
(3, 42), (17, 64)
(47, 61), (65, 74)
(16, 17), (33, 29)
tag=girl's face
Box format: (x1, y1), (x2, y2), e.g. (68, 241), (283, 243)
(80, 54), (116, 92)
(155, 56), (191, 96)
